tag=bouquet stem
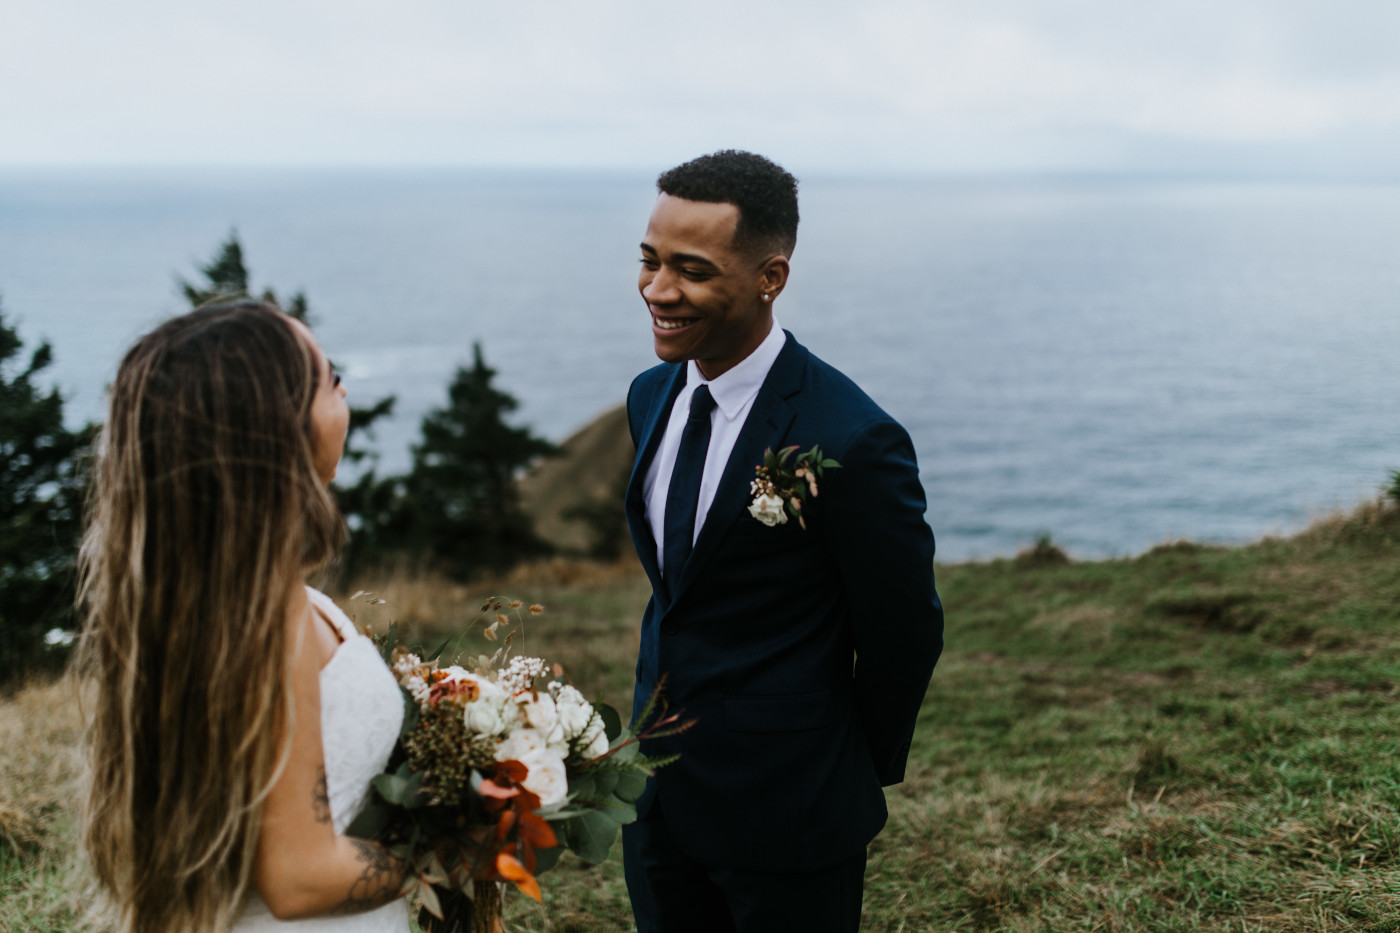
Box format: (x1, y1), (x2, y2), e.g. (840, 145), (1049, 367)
(416, 882), (504, 933)
(472, 881), (504, 933)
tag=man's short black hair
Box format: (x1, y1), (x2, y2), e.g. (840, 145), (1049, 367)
(657, 150), (799, 259)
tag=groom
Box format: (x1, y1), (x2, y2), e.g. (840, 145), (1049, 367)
(621, 150), (944, 932)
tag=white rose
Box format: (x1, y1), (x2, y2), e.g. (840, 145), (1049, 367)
(495, 728), (546, 763)
(499, 696), (525, 730)
(748, 492), (788, 527)
(545, 724), (569, 760)
(583, 725), (610, 760)
(463, 697), (506, 735)
(472, 677), (505, 700)
(439, 665), (471, 681)
(521, 693), (558, 732)
(517, 749), (569, 807)
(553, 694), (595, 741)
(549, 682), (582, 703)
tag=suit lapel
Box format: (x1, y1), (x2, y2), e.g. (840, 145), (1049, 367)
(673, 335), (808, 601)
(626, 364), (687, 606)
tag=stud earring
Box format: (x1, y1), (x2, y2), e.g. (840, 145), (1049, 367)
(762, 293), (770, 301)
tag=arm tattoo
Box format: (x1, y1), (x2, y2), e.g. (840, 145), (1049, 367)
(312, 767), (332, 824)
(333, 839), (401, 915)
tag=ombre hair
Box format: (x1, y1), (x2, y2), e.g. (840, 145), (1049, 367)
(76, 300), (345, 933)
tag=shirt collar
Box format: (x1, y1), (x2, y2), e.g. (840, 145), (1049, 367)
(686, 320), (787, 421)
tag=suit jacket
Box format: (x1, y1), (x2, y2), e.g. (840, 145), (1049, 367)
(624, 332), (943, 872)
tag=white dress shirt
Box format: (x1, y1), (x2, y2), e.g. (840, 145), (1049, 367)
(643, 322), (788, 575)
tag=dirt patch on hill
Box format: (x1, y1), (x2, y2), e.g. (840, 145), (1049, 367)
(518, 403), (635, 556)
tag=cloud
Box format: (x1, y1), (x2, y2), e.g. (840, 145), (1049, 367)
(2, 0), (1398, 173)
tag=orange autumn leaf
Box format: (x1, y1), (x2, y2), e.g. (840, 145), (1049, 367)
(517, 811), (558, 849)
(495, 809), (518, 842)
(495, 852), (542, 902)
(477, 780), (520, 802)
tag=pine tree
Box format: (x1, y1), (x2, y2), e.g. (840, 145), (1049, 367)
(180, 236), (250, 307)
(179, 232), (312, 321)
(395, 343), (557, 577)
(0, 299), (89, 684)
(179, 234), (395, 570)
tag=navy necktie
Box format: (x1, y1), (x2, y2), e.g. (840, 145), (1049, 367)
(662, 385), (716, 596)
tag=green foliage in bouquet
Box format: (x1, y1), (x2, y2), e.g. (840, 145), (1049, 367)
(749, 443), (840, 530)
(347, 603), (691, 928)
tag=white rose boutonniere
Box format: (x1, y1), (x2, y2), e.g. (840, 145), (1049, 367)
(749, 444), (841, 530)
(748, 492), (788, 526)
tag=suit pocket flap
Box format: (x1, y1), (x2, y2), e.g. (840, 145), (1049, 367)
(724, 690), (834, 733)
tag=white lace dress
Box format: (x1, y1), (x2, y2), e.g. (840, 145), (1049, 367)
(235, 588), (409, 932)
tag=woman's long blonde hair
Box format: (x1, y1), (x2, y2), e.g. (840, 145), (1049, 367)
(76, 301), (345, 933)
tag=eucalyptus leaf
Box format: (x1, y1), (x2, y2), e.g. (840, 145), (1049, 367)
(372, 765), (423, 807)
(533, 843), (564, 875)
(597, 704), (622, 742)
(613, 769), (647, 803)
(608, 800), (639, 825)
(564, 809), (620, 864)
(345, 800), (392, 839)
(592, 769), (620, 797)
(568, 771), (598, 799)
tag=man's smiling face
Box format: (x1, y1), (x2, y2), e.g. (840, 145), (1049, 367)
(639, 193), (773, 380)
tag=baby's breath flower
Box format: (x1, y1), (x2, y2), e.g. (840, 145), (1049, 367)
(392, 651), (424, 678)
(499, 656), (550, 695)
(405, 674), (430, 707)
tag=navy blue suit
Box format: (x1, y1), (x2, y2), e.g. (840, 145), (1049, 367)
(622, 332), (943, 927)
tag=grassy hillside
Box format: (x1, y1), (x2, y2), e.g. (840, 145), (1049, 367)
(4, 500), (1399, 931)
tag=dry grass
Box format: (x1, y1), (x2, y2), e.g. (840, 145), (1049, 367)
(0, 677), (94, 931)
(6, 499), (1400, 931)
(0, 678), (84, 852)
(332, 555), (652, 714)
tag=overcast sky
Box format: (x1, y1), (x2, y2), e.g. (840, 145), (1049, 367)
(3, 0), (1399, 176)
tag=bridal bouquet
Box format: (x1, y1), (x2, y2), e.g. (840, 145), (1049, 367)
(348, 599), (689, 932)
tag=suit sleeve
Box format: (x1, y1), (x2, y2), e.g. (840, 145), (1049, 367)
(626, 376), (642, 447)
(823, 418), (943, 786)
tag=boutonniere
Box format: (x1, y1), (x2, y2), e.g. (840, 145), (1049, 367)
(748, 445), (841, 530)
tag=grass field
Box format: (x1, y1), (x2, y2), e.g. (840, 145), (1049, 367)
(4, 500), (1399, 931)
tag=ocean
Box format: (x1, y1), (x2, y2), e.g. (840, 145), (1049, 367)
(2, 169), (1397, 561)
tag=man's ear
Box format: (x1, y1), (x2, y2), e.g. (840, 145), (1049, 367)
(758, 255), (790, 302)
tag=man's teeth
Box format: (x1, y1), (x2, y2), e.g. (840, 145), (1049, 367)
(656, 318), (692, 330)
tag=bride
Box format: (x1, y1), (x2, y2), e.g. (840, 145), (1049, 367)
(77, 300), (411, 932)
